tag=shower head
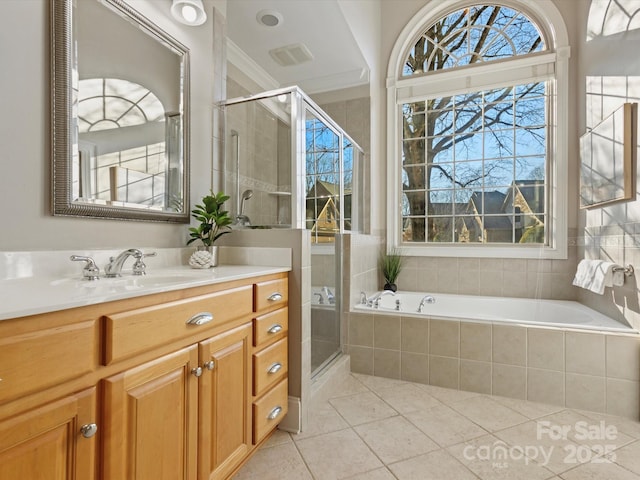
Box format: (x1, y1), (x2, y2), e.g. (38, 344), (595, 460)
(241, 189), (253, 201)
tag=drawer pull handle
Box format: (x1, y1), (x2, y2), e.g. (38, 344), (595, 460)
(267, 406), (282, 420)
(267, 362), (282, 374)
(267, 293), (283, 302)
(80, 423), (98, 439)
(191, 367), (203, 377)
(204, 360), (215, 371)
(267, 324), (283, 334)
(186, 312), (213, 326)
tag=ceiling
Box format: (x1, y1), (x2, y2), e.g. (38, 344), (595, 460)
(226, 0), (370, 94)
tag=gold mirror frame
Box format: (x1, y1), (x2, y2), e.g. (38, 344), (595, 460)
(51, 0), (190, 222)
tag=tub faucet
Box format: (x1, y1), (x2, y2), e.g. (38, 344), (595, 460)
(359, 291), (368, 305)
(371, 290), (396, 308)
(417, 295), (436, 313)
(322, 286), (335, 305)
(104, 248), (155, 277)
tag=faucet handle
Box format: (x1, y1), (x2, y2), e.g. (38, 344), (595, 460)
(132, 251), (157, 276)
(70, 255), (100, 281)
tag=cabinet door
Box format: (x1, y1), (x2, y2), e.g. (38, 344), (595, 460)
(199, 323), (252, 480)
(0, 387), (97, 480)
(103, 345), (199, 480)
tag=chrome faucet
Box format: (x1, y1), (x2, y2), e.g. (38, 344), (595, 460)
(371, 290), (396, 308)
(359, 291), (368, 305)
(314, 292), (324, 305)
(322, 286), (335, 305)
(104, 249), (156, 277)
(417, 295), (436, 312)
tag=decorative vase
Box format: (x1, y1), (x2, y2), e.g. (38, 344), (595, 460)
(189, 245), (219, 268)
(383, 282), (397, 292)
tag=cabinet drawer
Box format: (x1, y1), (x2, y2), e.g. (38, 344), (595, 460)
(104, 285), (252, 365)
(253, 379), (288, 445)
(253, 308), (288, 348)
(0, 320), (97, 403)
(254, 278), (288, 313)
(253, 338), (288, 396)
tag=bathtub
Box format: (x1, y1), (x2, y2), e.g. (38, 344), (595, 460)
(354, 291), (635, 333)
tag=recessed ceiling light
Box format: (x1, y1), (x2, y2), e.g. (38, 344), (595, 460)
(256, 10), (283, 27)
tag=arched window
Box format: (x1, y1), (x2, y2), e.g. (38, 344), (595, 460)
(387, 0), (570, 258)
(77, 78), (165, 133)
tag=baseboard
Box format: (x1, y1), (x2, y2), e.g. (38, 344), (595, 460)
(278, 396), (301, 434)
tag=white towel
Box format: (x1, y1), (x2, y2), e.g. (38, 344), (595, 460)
(572, 259), (621, 295)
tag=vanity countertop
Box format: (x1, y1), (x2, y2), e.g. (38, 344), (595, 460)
(0, 264), (290, 321)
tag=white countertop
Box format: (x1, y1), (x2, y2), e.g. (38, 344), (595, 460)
(0, 265), (290, 321)
(0, 247), (292, 321)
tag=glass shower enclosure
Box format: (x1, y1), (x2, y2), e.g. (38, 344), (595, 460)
(222, 86), (365, 377)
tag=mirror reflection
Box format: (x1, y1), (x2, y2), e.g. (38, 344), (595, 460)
(52, 0), (190, 222)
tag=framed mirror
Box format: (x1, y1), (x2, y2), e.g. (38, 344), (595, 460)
(52, 0), (190, 222)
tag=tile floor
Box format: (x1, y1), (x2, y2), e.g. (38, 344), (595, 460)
(233, 373), (640, 480)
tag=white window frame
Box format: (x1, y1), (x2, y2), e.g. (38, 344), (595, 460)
(386, 0), (570, 259)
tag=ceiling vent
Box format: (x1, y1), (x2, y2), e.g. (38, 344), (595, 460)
(269, 43), (314, 67)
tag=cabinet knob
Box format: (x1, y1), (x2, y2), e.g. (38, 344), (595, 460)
(191, 367), (203, 377)
(204, 360), (215, 371)
(186, 312), (213, 326)
(267, 406), (283, 420)
(80, 423), (98, 438)
(267, 293), (283, 302)
(267, 362), (282, 374)
(267, 324), (283, 334)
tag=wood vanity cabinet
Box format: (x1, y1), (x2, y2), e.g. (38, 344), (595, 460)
(0, 271), (289, 480)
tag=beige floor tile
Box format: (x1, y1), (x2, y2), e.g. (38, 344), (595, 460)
(494, 420), (582, 474)
(492, 396), (563, 419)
(294, 401), (350, 440)
(611, 440), (640, 475)
(342, 468), (396, 480)
(449, 395), (528, 432)
(560, 461), (640, 480)
(405, 403), (488, 447)
(538, 410), (635, 450)
(262, 429), (293, 448)
(447, 434), (555, 480)
(295, 428), (383, 480)
(322, 373), (371, 400)
(354, 416), (439, 464)
(329, 391), (398, 426)
(417, 383), (482, 404)
(388, 449), (478, 480)
(352, 372), (408, 393)
(232, 442), (312, 480)
(374, 383), (443, 414)
(577, 410), (640, 439)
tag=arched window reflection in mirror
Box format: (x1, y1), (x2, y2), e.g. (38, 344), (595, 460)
(75, 78), (182, 211)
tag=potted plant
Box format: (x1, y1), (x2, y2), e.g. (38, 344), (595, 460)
(187, 191), (232, 267)
(379, 248), (403, 292)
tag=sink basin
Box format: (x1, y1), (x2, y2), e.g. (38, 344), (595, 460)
(49, 271), (210, 292)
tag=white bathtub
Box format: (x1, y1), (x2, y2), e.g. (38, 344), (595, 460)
(354, 291), (635, 333)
